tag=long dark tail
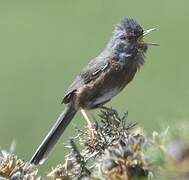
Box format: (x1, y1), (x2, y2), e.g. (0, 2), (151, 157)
(30, 104), (77, 165)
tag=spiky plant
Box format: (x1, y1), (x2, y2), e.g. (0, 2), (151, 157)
(1, 107), (189, 180)
(0, 151), (39, 180)
(48, 107), (150, 180)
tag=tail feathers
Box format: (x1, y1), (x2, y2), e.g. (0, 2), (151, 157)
(30, 104), (77, 165)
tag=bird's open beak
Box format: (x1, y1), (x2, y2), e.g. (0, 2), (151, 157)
(143, 28), (159, 46)
(143, 28), (157, 36)
(138, 28), (159, 46)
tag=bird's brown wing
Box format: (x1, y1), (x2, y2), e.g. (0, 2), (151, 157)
(62, 50), (110, 104)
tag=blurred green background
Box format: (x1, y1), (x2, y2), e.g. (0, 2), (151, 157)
(0, 0), (188, 173)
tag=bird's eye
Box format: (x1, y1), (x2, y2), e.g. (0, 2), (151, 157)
(120, 35), (126, 40)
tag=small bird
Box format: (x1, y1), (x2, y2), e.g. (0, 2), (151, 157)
(30, 17), (157, 165)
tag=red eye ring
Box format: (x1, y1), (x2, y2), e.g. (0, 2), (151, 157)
(127, 35), (135, 41)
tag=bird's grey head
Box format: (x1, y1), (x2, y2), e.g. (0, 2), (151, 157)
(108, 17), (157, 68)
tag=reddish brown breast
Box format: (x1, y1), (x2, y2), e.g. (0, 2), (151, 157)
(75, 60), (137, 109)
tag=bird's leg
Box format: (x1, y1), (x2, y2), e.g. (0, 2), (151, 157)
(80, 109), (96, 139)
(80, 109), (92, 126)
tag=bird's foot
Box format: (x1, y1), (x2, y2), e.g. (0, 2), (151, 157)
(100, 106), (112, 111)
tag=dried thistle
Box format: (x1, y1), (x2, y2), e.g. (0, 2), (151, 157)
(0, 151), (39, 180)
(78, 108), (137, 158)
(47, 164), (70, 180)
(98, 135), (149, 180)
(48, 139), (91, 180)
(6, 107), (189, 179)
(1, 107), (189, 180)
(48, 107), (144, 180)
